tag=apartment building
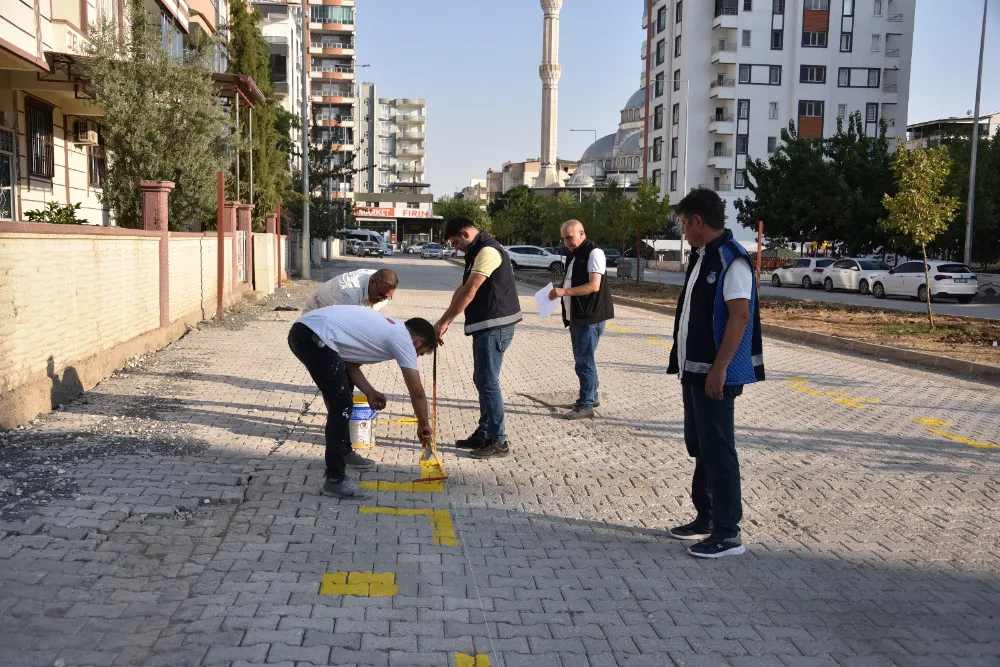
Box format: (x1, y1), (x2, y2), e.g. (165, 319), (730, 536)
(0, 0), (227, 224)
(643, 0), (915, 209)
(905, 111), (1000, 151)
(253, 0), (304, 172)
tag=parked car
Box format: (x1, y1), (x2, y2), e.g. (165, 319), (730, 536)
(359, 241), (384, 258)
(819, 258), (890, 294)
(770, 257), (836, 289)
(421, 242), (443, 259)
(382, 243), (394, 256)
(406, 242), (425, 254)
(870, 260), (978, 303)
(505, 245), (565, 273)
(603, 248), (622, 267)
(346, 238), (361, 254)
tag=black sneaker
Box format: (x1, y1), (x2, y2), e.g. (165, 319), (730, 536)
(456, 431), (488, 450)
(469, 438), (510, 459)
(668, 520), (713, 541)
(343, 451), (375, 469)
(688, 533), (745, 558)
(321, 479), (368, 499)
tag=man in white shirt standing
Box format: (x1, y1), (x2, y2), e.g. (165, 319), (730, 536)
(666, 188), (765, 559)
(302, 268), (398, 313)
(549, 220), (615, 420)
(288, 306), (436, 499)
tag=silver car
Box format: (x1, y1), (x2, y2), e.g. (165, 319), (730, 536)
(421, 242), (443, 259)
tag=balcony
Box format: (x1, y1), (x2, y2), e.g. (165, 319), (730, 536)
(396, 145), (424, 158)
(395, 98), (425, 107)
(709, 78), (736, 100)
(707, 148), (734, 169)
(308, 0), (355, 5)
(888, 13), (904, 22)
(316, 117), (355, 127)
(312, 93), (355, 104)
(712, 7), (738, 30)
(396, 114), (425, 124)
(709, 113), (735, 135)
(273, 81), (289, 96)
(310, 40), (355, 56)
(397, 130), (425, 140)
(699, 181), (733, 193)
(310, 64), (355, 80)
(711, 42), (737, 64)
(641, 39), (647, 60)
(309, 22), (355, 33)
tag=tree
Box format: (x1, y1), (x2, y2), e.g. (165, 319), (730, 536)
(631, 180), (673, 244)
(488, 185), (542, 244)
(881, 146), (960, 329)
(82, 0), (231, 229)
(435, 196), (491, 233)
(228, 0), (291, 229)
(937, 134), (1000, 265)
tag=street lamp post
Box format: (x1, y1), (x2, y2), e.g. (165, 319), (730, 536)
(569, 128), (597, 222)
(300, 4), (310, 279)
(964, 0), (989, 267)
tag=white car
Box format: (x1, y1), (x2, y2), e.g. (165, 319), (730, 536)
(870, 260), (978, 304)
(770, 257), (836, 289)
(820, 258), (891, 295)
(505, 245), (565, 273)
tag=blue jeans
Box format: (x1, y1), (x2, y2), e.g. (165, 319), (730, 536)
(471, 324), (515, 440)
(570, 321), (605, 409)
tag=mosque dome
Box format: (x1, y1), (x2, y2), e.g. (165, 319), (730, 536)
(570, 87), (646, 185)
(566, 161), (606, 187)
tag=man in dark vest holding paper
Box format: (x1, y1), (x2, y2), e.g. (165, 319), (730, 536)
(549, 220), (614, 420)
(435, 217), (522, 459)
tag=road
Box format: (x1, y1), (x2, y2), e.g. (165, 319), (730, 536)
(1, 254), (998, 667)
(606, 265), (1000, 320)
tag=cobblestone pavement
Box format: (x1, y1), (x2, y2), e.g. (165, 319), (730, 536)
(1, 255), (998, 667)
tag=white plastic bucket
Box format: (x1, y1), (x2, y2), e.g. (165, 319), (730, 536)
(349, 392), (377, 448)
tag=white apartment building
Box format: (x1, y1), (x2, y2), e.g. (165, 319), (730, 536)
(252, 0), (305, 173)
(355, 85), (427, 193)
(643, 0), (915, 213)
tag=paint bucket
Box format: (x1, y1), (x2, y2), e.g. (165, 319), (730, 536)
(349, 392), (377, 449)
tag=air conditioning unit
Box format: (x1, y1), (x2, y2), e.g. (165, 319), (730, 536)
(74, 120), (98, 146)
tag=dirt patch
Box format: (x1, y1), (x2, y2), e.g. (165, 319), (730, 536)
(605, 278), (1000, 367)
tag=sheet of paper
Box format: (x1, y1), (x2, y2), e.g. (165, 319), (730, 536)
(534, 282), (559, 319)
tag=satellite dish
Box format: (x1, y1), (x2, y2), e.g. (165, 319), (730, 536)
(967, 110), (974, 116)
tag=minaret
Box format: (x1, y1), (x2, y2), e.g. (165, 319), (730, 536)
(537, 0), (563, 188)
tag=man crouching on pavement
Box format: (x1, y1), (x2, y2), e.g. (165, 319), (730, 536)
(302, 268), (398, 313)
(288, 305), (436, 499)
(666, 188), (764, 558)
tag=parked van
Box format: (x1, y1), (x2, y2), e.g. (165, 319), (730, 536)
(345, 229), (392, 256)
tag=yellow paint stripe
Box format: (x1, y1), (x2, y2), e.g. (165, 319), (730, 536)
(359, 507), (459, 547)
(455, 654), (491, 667)
(911, 417), (952, 426)
(831, 398), (881, 409)
(612, 327), (632, 334)
(359, 480), (444, 493)
(376, 417), (419, 425)
(785, 378), (809, 384)
(924, 427), (1000, 450)
(319, 571), (398, 596)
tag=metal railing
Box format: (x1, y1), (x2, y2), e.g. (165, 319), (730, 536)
(708, 149), (734, 158)
(711, 42), (737, 53)
(698, 182), (732, 192)
(710, 78), (736, 88)
(311, 64), (356, 73)
(888, 13), (904, 21)
(883, 83), (898, 93)
(885, 49), (900, 57)
(316, 90), (353, 98)
(714, 7), (738, 17)
(312, 41), (353, 49)
(709, 113), (735, 122)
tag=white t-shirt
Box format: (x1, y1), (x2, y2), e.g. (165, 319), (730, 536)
(303, 269), (388, 313)
(677, 247), (753, 379)
(563, 248), (607, 313)
(296, 305), (418, 370)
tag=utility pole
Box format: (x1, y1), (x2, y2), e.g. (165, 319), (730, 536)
(964, 0), (988, 267)
(300, 4), (311, 279)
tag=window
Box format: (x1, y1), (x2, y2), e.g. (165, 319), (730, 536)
(844, 0), (854, 15)
(805, 0), (829, 7)
(744, 0), (754, 9)
(738, 99), (750, 119)
(657, 6), (667, 32)
(871, 34), (881, 51)
(652, 137), (663, 162)
(670, 170), (678, 191)
(837, 103), (847, 118)
(840, 32), (853, 51)
(656, 39), (666, 65)
(654, 104), (664, 130)
(407, 202), (420, 209)
(874, 0), (883, 15)
(311, 5), (354, 23)
(673, 69), (681, 91)
(799, 100), (824, 117)
(868, 69), (880, 87)
(866, 103), (878, 123)
(767, 136), (777, 153)
(676, 0), (683, 23)
(671, 137), (678, 158)
(800, 65), (826, 83)
(736, 134), (749, 154)
(773, 0), (784, 12)
(652, 169), (662, 188)
(769, 101), (779, 119)
(838, 68), (850, 86)
(26, 98), (54, 178)
(735, 169), (747, 189)
(88, 128), (105, 187)
(742, 30), (752, 47)
(270, 54), (287, 83)
(802, 31), (828, 47)
(771, 29), (784, 49)
(672, 103), (680, 125)
(739, 65), (751, 83)
(655, 72), (665, 97)
(769, 65), (782, 84)
(674, 35), (682, 57)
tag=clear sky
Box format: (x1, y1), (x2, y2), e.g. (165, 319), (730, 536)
(355, 0), (1000, 201)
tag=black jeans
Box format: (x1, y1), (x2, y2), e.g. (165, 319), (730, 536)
(682, 382), (744, 536)
(288, 322), (353, 482)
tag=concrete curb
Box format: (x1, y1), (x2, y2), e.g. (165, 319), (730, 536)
(509, 272), (1000, 382)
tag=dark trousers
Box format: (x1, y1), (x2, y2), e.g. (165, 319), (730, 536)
(288, 322), (352, 482)
(682, 382), (744, 536)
